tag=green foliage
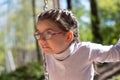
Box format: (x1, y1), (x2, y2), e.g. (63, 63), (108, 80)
(0, 62), (45, 80)
(0, 32), (5, 65)
(0, 53), (5, 66)
(101, 26), (120, 45)
(98, 0), (120, 45)
(99, 0), (120, 16)
(72, 0), (93, 42)
(79, 27), (93, 41)
(112, 74), (120, 80)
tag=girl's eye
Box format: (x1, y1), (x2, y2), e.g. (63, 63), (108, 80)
(43, 30), (54, 39)
(46, 30), (54, 35)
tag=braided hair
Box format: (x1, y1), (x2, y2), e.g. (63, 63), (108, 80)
(37, 9), (79, 43)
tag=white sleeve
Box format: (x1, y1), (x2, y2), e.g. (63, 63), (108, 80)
(117, 38), (120, 46)
(89, 39), (120, 63)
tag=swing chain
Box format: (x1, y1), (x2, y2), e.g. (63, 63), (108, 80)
(43, 0), (48, 11)
(43, 0), (49, 79)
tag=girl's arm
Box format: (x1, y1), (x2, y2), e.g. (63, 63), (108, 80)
(89, 39), (120, 63)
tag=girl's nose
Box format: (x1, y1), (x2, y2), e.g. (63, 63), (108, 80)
(39, 34), (47, 40)
(38, 39), (47, 46)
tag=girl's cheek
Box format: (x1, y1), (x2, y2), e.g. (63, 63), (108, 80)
(38, 41), (42, 48)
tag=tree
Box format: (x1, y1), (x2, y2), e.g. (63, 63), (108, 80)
(98, 0), (120, 45)
(53, 0), (60, 8)
(1, 0), (39, 68)
(72, 0), (93, 42)
(90, 0), (103, 43)
(67, 0), (72, 10)
(32, 0), (42, 62)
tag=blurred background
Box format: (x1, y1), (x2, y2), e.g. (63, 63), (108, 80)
(0, 0), (120, 80)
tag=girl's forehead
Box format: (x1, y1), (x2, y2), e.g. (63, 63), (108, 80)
(37, 20), (63, 32)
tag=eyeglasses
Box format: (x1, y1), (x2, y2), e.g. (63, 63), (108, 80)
(34, 30), (65, 40)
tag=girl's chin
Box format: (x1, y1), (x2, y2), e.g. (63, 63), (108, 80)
(44, 52), (55, 55)
(43, 50), (61, 55)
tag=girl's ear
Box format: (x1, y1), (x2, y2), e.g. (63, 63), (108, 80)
(66, 31), (74, 43)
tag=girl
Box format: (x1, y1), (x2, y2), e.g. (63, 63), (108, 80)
(34, 9), (120, 80)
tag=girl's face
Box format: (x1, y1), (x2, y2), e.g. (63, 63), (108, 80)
(36, 20), (72, 55)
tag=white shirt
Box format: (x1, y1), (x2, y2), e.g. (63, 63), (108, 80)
(45, 39), (120, 80)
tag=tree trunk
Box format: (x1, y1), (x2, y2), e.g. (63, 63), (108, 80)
(32, 0), (42, 62)
(53, 0), (60, 8)
(67, 0), (72, 10)
(90, 0), (102, 43)
(5, 50), (16, 72)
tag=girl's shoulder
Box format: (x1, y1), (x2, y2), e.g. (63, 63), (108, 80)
(77, 42), (91, 48)
(74, 42), (91, 52)
(77, 41), (103, 50)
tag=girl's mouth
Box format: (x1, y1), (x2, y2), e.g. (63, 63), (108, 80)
(42, 45), (50, 49)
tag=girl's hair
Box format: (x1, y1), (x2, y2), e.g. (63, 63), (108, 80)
(37, 9), (79, 43)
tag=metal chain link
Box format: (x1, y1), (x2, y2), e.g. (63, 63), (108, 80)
(43, 0), (48, 11)
(43, 0), (49, 79)
(42, 53), (49, 80)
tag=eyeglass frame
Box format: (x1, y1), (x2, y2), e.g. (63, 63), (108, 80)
(34, 29), (65, 40)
